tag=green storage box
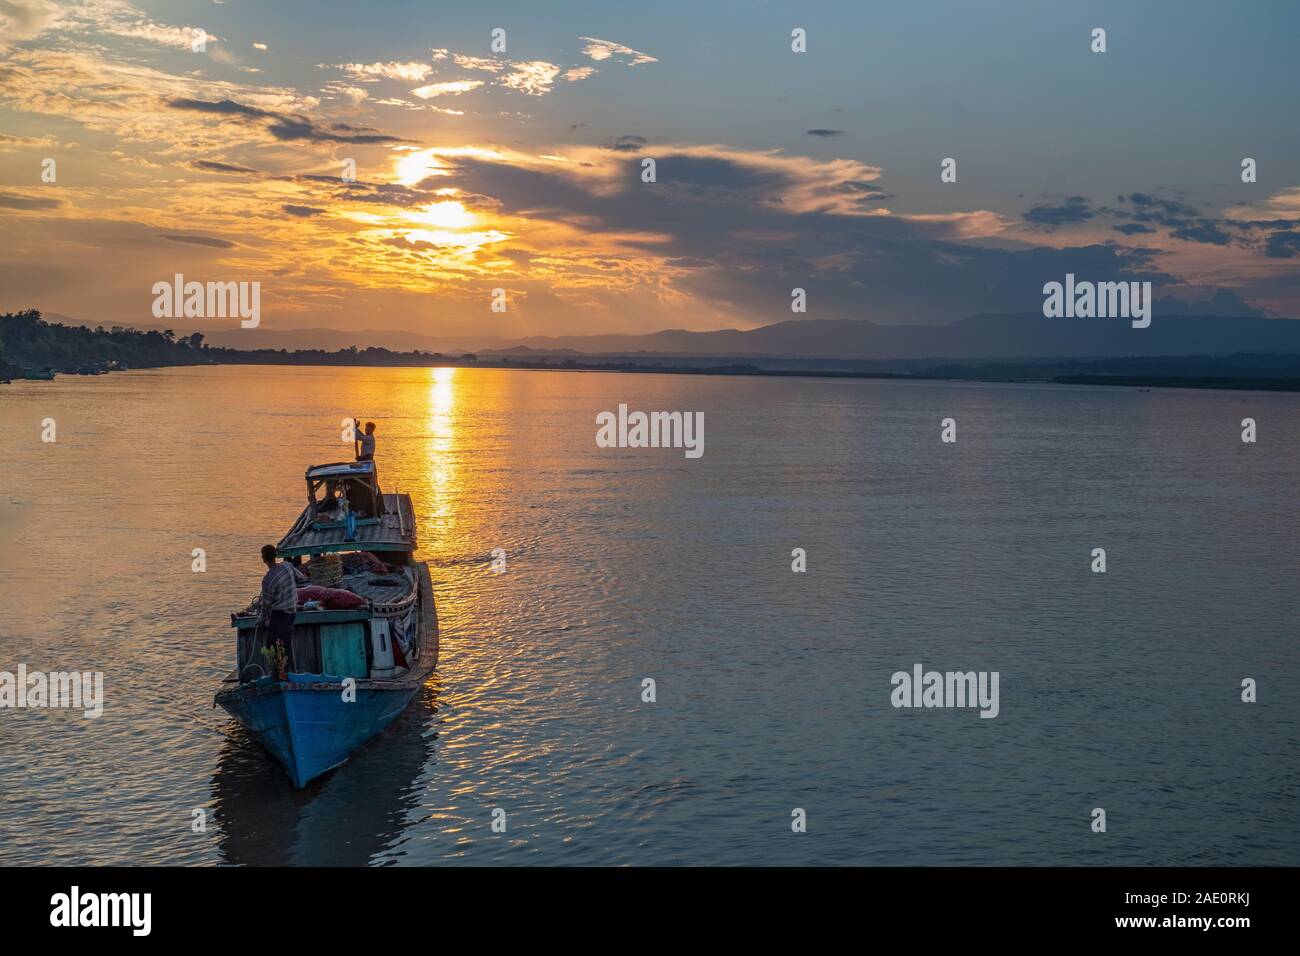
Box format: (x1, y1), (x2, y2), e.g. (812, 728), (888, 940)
(319, 622), (369, 679)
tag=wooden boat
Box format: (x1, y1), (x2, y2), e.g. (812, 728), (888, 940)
(215, 460), (438, 787)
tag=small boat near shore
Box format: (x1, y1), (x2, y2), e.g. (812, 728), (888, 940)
(215, 459), (438, 787)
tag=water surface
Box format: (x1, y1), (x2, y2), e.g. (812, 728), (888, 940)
(1, 365), (1297, 865)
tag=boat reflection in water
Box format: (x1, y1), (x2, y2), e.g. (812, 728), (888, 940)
(209, 682), (439, 866)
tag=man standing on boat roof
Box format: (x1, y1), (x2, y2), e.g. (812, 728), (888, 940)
(354, 419), (377, 461)
(258, 544), (300, 659)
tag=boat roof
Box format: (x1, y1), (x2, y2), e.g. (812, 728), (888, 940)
(306, 461), (375, 480)
(277, 492), (417, 557)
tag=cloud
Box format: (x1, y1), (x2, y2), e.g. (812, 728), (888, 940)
(605, 135), (647, 153)
(1169, 221), (1232, 246)
(400, 141), (899, 220)
(165, 97), (270, 117)
(342, 139), (1169, 328)
(64, 0), (219, 50)
(191, 159), (258, 174)
(3, 16), (1293, 331)
(333, 61), (433, 82)
(452, 54), (504, 73)
(0, 0), (60, 49)
(253, 42), (267, 51)
(159, 233), (236, 248)
(437, 148), (1163, 323)
(1264, 231), (1300, 259)
(0, 131), (60, 151)
(0, 46), (326, 158)
(322, 82), (369, 106)
(167, 97), (407, 143)
(1226, 186), (1300, 220)
(345, 46), (599, 103)
(1123, 192), (1200, 222)
(1108, 192), (1299, 252)
(0, 0), (217, 53)
(373, 97), (428, 111)
(0, 190), (62, 210)
(1110, 193), (1245, 247)
(1022, 196), (1093, 228)
(579, 37), (657, 66)
(411, 80), (483, 98)
(104, 21), (206, 49)
(499, 61), (562, 96)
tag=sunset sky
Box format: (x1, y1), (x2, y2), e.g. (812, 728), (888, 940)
(2, 0), (1298, 344)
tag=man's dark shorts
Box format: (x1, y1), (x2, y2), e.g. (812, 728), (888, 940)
(268, 609), (294, 650)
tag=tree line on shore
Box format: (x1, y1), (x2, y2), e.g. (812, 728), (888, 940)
(0, 310), (479, 374)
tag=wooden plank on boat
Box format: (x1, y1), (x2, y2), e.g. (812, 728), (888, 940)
(234, 607), (372, 628)
(417, 562), (439, 670)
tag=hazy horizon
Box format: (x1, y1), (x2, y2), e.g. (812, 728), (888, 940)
(15, 306), (1300, 363)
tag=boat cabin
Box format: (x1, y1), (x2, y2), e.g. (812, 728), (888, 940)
(277, 461), (416, 558)
(306, 461), (383, 521)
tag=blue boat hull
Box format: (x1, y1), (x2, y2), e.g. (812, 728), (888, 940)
(216, 679), (420, 787)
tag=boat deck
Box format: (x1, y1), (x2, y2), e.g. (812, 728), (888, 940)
(336, 568), (416, 607)
(232, 565), (417, 623)
(216, 659), (432, 692)
(277, 492), (417, 557)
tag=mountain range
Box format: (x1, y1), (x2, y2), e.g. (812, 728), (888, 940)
(47, 312), (1300, 363)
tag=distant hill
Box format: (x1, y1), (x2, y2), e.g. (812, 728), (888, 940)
(22, 310), (1300, 363)
(484, 314), (1300, 360)
(178, 325), (505, 355)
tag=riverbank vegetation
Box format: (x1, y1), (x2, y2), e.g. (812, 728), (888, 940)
(5, 309), (1299, 391)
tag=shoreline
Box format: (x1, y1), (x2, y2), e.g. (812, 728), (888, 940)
(7, 356), (1300, 393)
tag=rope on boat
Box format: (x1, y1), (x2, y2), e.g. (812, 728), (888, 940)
(143, 681), (248, 742)
(183, 710), (246, 742)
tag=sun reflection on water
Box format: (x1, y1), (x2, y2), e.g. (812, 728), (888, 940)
(424, 367), (458, 531)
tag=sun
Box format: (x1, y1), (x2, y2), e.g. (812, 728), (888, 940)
(397, 200), (510, 253)
(392, 146), (508, 187)
(410, 201), (478, 230)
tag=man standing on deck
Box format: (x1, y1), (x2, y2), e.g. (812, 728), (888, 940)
(354, 420), (377, 461)
(258, 544), (299, 662)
